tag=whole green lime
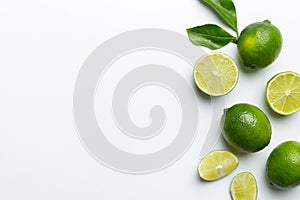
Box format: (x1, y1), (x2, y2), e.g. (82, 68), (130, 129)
(266, 141), (300, 189)
(237, 20), (282, 69)
(222, 103), (272, 153)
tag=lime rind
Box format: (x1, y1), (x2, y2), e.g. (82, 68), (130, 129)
(193, 52), (239, 96)
(266, 71), (300, 115)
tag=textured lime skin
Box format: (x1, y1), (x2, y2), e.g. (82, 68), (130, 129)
(237, 20), (282, 69)
(266, 141), (300, 189)
(222, 103), (272, 153)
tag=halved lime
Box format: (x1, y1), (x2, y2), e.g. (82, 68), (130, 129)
(230, 172), (257, 200)
(193, 52), (239, 96)
(266, 71), (300, 115)
(198, 150), (238, 181)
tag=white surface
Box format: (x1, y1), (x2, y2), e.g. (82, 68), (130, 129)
(0, 0), (300, 199)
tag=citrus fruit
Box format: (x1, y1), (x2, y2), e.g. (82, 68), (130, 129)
(198, 150), (238, 181)
(222, 103), (272, 153)
(266, 141), (300, 189)
(230, 172), (258, 200)
(237, 20), (282, 69)
(266, 71), (300, 115)
(193, 52), (238, 96)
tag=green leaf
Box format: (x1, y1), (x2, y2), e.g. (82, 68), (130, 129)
(186, 24), (235, 50)
(202, 0), (238, 33)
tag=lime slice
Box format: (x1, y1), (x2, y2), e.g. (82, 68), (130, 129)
(198, 150), (238, 181)
(193, 52), (239, 96)
(266, 71), (300, 115)
(230, 172), (257, 200)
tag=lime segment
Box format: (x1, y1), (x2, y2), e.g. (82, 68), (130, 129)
(198, 150), (238, 181)
(266, 71), (300, 115)
(230, 172), (257, 200)
(194, 52), (239, 96)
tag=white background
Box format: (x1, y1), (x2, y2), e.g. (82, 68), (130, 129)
(1, 0), (300, 199)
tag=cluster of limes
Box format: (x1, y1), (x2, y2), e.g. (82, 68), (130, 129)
(193, 21), (300, 199)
